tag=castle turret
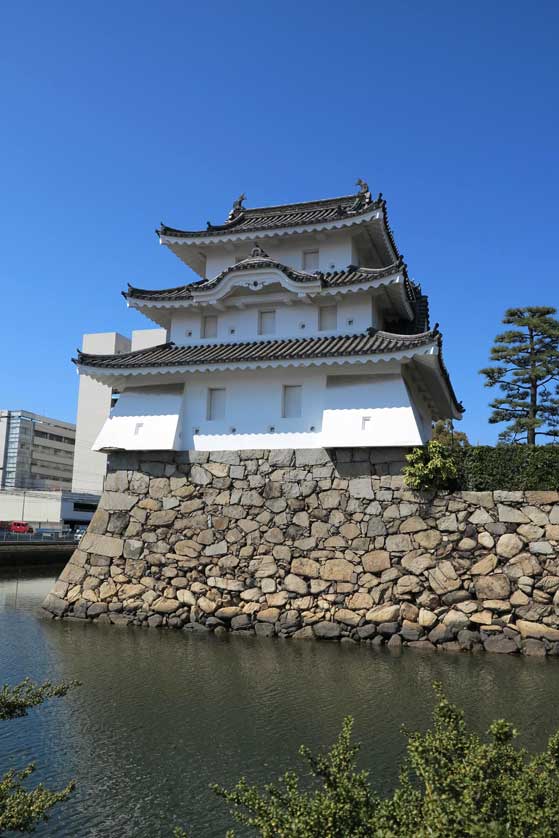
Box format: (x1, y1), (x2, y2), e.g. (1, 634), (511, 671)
(76, 182), (463, 453)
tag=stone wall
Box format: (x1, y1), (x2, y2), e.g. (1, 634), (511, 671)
(43, 449), (559, 656)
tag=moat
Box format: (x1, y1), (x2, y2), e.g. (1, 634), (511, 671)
(3, 561), (559, 838)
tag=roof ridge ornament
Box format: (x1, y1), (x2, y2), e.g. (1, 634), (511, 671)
(351, 178), (372, 212)
(227, 193), (247, 222)
(250, 243), (269, 258)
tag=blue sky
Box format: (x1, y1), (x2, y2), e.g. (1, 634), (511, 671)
(1, 0), (558, 443)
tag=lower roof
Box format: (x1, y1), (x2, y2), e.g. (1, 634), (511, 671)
(74, 329), (463, 416)
(76, 329), (431, 369)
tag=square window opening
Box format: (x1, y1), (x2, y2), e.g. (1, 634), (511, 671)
(303, 249), (319, 271)
(207, 388), (226, 420)
(282, 385), (302, 419)
(202, 314), (218, 339)
(258, 309), (276, 335)
(319, 305), (337, 331)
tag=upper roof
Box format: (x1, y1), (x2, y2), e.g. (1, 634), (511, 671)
(155, 178), (398, 256)
(157, 180), (386, 241)
(157, 180), (402, 277)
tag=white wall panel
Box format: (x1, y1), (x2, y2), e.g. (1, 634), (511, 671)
(204, 231), (354, 279)
(169, 292), (379, 345)
(93, 386), (184, 451)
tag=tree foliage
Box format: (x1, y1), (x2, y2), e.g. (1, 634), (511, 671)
(480, 307), (559, 444)
(200, 685), (559, 838)
(402, 440), (459, 491)
(0, 679), (78, 834)
(0, 679), (76, 722)
(431, 419), (470, 448)
(459, 444), (559, 491)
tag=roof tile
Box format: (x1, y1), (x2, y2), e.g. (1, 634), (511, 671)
(75, 328), (463, 415)
(77, 330), (434, 370)
(125, 260), (408, 302)
(158, 191), (382, 240)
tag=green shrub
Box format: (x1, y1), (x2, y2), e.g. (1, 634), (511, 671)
(403, 440), (459, 491)
(189, 685), (559, 838)
(460, 445), (559, 491)
(403, 443), (559, 491)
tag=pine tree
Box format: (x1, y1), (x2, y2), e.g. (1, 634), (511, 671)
(0, 679), (77, 833)
(480, 307), (559, 444)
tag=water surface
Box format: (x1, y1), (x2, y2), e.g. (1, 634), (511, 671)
(2, 563), (559, 837)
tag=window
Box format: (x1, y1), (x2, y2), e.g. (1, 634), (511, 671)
(303, 249), (319, 271)
(73, 502), (98, 512)
(282, 385), (302, 418)
(207, 388), (226, 420)
(258, 309), (276, 335)
(319, 305), (337, 331)
(34, 431), (74, 445)
(202, 314), (218, 338)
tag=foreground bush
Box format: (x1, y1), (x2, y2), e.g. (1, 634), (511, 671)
(0, 679), (77, 834)
(402, 440), (459, 491)
(179, 685), (559, 837)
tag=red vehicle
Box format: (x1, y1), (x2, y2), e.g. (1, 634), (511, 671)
(9, 522), (34, 534)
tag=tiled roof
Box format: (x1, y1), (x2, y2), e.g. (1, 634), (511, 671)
(124, 259), (408, 302)
(157, 186), (385, 240)
(75, 328), (463, 415)
(385, 284), (430, 335)
(76, 330), (436, 370)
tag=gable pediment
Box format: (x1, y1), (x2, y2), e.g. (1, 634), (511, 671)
(191, 262), (322, 303)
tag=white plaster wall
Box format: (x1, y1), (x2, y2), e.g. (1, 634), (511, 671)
(403, 375), (434, 443)
(93, 386), (184, 451)
(169, 292), (378, 345)
(90, 356), (428, 452)
(166, 364), (426, 450)
(204, 232), (354, 279)
(322, 374), (427, 448)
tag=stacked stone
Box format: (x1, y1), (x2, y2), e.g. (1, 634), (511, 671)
(43, 450), (559, 656)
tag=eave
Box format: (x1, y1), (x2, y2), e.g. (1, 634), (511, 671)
(160, 208), (398, 276)
(75, 345), (437, 393)
(123, 259), (415, 329)
(157, 188), (384, 239)
(159, 205), (383, 246)
(73, 328), (463, 419)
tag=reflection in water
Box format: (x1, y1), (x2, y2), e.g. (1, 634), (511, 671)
(1, 566), (559, 837)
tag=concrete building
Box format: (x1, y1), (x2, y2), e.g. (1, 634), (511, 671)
(0, 489), (98, 528)
(73, 181), (463, 460)
(71, 332), (129, 495)
(71, 329), (165, 494)
(0, 410), (76, 490)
